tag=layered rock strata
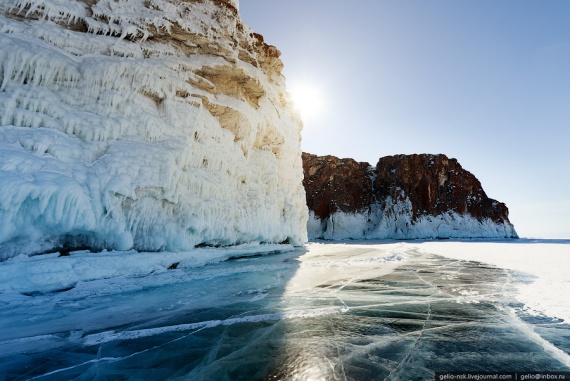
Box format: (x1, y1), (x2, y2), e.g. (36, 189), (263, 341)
(303, 152), (517, 240)
(0, 0), (308, 259)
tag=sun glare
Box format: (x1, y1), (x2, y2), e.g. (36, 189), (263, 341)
(288, 82), (324, 120)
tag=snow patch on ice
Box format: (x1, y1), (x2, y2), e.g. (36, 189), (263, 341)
(416, 241), (570, 324)
(504, 305), (570, 368)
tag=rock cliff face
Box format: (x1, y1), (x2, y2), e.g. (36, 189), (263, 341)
(303, 152), (517, 240)
(0, 0), (307, 259)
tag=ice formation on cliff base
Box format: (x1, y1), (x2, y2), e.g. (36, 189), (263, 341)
(308, 207), (518, 241)
(0, 0), (308, 259)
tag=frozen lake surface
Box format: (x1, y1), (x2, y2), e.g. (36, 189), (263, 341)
(0, 240), (569, 380)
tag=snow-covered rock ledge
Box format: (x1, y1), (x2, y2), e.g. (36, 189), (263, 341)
(303, 153), (518, 240)
(0, 0), (308, 260)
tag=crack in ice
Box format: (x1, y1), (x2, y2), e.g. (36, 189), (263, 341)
(83, 306), (349, 346)
(382, 268), (437, 381)
(27, 326), (209, 380)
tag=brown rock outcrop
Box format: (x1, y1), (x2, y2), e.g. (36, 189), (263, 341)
(303, 152), (517, 240)
(302, 153), (373, 219)
(374, 154), (511, 224)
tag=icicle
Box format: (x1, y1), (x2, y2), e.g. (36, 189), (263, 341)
(0, 0), (308, 258)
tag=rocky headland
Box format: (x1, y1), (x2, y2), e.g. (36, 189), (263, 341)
(303, 152), (517, 240)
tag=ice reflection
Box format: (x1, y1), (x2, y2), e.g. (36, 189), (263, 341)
(262, 243), (409, 380)
(265, 242), (570, 380)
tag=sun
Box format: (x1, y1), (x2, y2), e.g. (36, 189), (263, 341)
(288, 82), (325, 120)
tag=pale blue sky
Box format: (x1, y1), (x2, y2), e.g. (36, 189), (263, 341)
(240, 1), (570, 239)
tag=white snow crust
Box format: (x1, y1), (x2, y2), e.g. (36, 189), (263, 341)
(416, 240), (570, 325)
(0, 0), (307, 259)
(309, 197), (517, 240)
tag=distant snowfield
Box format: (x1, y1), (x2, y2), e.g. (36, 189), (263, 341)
(306, 239), (570, 325)
(414, 240), (570, 324)
(302, 239), (570, 325)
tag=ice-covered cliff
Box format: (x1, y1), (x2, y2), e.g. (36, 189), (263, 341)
(303, 153), (517, 240)
(0, 0), (308, 259)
